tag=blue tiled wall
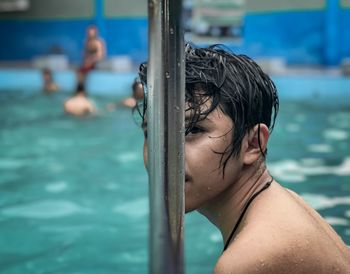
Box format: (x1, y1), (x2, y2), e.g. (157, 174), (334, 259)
(0, 2), (349, 66)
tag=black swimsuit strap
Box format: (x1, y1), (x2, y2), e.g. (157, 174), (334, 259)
(223, 177), (274, 251)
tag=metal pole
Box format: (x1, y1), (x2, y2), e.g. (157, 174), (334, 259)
(147, 0), (185, 273)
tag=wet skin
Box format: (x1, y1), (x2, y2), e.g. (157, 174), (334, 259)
(142, 105), (350, 273)
(143, 105), (249, 213)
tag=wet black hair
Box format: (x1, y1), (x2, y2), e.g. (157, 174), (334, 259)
(75, 82), (85, 94)
(138, 43), (279, 172)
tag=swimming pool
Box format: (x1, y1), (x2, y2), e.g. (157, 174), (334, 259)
(0, 91), (349, 273)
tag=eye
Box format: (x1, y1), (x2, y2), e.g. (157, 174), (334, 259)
(186, 126), (204, 136)
(190, 126), (203, 134)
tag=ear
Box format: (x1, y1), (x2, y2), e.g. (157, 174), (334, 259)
(243, 124), (269, 165)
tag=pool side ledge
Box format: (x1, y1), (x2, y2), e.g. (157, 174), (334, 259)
(0, 68), (138, 97)
(0, 69), (350, 106)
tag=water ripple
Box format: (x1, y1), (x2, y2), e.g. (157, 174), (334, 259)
(323, 129), (348, 141)
(1, 200), (93, 219)
(45, 181), (68, 193)
(301, 193), (350, 210)
(113, 198), (148, 218)
(269, 157), (350, 182)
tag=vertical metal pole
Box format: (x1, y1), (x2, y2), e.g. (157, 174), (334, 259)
(147, 0), (185, 273)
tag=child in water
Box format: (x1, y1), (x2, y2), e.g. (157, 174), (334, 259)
(138, 44), (350, 273)
(42, 68), (59, 93)
(121, 78), (144, 108)
(106, 78), (144, 111)
(63, 72), (96, 116)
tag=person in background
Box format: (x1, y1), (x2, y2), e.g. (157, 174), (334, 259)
(138, 44), (350, 273)
(106, 78), (144, 111)
(122, 78), (144, 108)
(42, 68), (59, 93)
(72, 25), (105, 110)
(80, 25), (105, 75)
(63, 78), (96, 116)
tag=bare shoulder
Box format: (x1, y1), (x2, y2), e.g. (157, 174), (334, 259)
(214, 235), (350, 274)
(214, 246), (280, 274)
(214, 228), (299, 274)
(214, 183), (350, 273)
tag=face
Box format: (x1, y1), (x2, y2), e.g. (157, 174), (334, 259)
(143, 104), (245, 213)
(43, 72), (51, 81)
(87, 27), (97, 38)
(184, 106), (245, 212)
(133, 84), (144, 100)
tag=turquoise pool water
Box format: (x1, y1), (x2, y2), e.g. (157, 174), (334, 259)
(0, 91), (349, 273)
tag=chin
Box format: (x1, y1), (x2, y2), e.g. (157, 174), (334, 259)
(185, 207), (196, 214)
(184, 200), (201, 214)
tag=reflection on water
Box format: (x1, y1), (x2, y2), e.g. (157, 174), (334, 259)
(1, 200), (93, 219)
(0, 94), (349, 273)
(301, 193), (350, 211)
(268, 157), (350, 182)
(45, 181), (68, 193)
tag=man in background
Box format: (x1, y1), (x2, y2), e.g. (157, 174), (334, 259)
(64, 25), (105, 116)
(80, 25), (105, 74)
(63, 80), (96, 116)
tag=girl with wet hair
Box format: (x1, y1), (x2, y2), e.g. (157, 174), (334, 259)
(138, 44), (350, 273)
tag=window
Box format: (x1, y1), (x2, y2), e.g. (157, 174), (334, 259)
(0, 0), (29, 12)
(184, 0), (245, 43)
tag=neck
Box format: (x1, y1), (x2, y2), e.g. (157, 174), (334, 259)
(198, 161), (271, 245)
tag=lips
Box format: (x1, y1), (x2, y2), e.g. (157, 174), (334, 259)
(185, 174), (191, 182)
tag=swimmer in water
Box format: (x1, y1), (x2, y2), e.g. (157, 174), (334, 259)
(106, 78), (144, 111)
(122, 78), (144, 108)
(138, 44), (350, 273)
(42, 68), (59, 93)
(63, 76), (96, 116)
